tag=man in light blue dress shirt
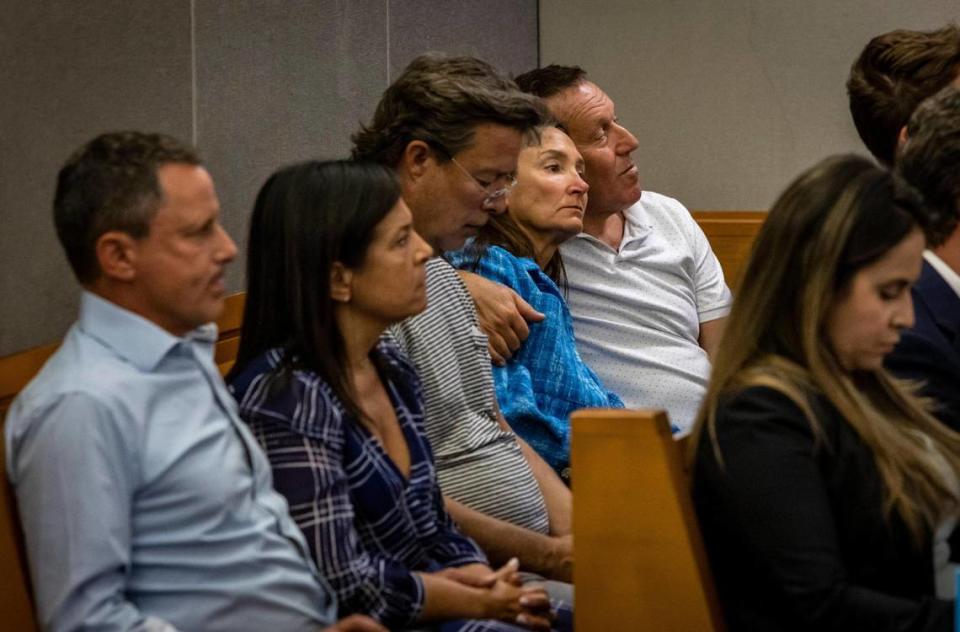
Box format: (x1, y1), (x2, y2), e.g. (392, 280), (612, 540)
(5, 132), (384, 632)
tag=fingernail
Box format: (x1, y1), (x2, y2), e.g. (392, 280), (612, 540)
(516, 614), (529, 625)
(520, 596), (531, 606)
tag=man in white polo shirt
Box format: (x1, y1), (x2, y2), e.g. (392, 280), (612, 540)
(485, 65), (731, 433)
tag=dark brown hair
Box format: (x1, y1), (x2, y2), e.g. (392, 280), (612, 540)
(53, 131), (201, 283)
(351, 53), (545, 166)
(897, 85), (960, 247)
(847, 24), (960, 166)
(514, 64), (587, 99)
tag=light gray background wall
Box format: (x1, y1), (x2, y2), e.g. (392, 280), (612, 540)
(539, 0), (959, 211)
(0, 0), (538, 356)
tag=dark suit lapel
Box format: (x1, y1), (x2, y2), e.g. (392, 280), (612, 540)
(913, 261), (960, 352)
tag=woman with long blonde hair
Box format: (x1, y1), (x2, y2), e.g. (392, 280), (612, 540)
(691, 154), (960, 631)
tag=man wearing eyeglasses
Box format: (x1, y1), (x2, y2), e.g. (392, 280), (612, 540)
(352, 54), (575, 603)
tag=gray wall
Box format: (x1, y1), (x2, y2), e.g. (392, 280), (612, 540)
(539, 0), (959, 211)
(0, 0), (538, 356)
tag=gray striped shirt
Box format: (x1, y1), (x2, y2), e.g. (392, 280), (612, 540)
(389, 258), (550, 535)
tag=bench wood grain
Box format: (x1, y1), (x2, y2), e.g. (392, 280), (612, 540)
(572, 408), (725, 630)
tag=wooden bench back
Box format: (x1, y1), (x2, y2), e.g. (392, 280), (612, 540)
(691, 210), (765, 292)
(0, 432), (36, 630)
(571, 409), (725, 631)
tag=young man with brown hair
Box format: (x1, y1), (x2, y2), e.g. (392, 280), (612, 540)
(847, 24), (960, 166)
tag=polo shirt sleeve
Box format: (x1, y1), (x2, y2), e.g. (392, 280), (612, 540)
(683, 209), (732, 323)
(9, 393), (174, 632)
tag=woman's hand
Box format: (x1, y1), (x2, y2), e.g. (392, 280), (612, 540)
(436, 562), (501, 587)
(479, 560), (553, 630)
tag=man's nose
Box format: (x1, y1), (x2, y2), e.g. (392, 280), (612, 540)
(218, 224), (238, 262)
(614, 123), (639, 154)
(483, 195), (508, 215)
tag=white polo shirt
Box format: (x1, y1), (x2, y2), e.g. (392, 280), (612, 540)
(559, 191), (732, 432)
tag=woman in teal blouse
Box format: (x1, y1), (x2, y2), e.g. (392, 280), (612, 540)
(449, 125), (623, 482)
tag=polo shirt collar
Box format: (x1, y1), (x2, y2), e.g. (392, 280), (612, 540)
(622, 198), (653, 241)
(78, 291), (217, 371)
(572, 198), (652, 253)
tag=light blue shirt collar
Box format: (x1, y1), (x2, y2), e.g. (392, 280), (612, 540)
(77, 291), (218, 372)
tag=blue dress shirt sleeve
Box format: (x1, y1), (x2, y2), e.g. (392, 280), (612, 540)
(10, 392), (176, 632)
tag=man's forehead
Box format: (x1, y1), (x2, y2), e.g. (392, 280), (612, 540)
(458, 122), (523, 171)
(154, 163), (219, 220)
(547, 82), (613, 126)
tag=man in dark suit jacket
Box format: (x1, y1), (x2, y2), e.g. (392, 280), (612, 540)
(848, 28), (960, 430)
(886, 258), (960, 431)
(891, 86), (960, 432)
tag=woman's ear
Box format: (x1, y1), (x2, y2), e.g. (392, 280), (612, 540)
(95, 231), (139, 281)
(329, 262), (353, 303)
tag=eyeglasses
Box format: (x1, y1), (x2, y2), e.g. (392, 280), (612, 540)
(448, 156), (518, 205)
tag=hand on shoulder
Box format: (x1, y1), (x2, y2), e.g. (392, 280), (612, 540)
(457, 270), (545, 365)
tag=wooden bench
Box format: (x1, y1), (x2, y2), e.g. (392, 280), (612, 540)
(571, 409), (725, 630)
(692, 210), (765, 292)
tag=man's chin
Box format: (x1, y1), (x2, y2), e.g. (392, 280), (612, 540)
(436, 231), (475, 253)
(201, 298), (227, 326)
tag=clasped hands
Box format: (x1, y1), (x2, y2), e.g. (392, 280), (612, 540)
(437, 559), (555, 630)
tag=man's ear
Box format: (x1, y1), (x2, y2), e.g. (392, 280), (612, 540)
(897, 124), (909, 149)
(399, 140), (434, 182)
(94, 231), (139, 281)
(330, 262), (353, 303)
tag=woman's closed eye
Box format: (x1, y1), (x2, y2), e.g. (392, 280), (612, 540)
(878, 281), (909, 301)
(393, 227), (412, 248)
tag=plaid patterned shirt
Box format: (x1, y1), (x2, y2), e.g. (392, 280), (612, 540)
(229, 339), (487, 628)
(449, 245), (624, 479)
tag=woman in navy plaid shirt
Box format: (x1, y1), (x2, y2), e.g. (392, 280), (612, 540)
(228, 160), (569, 631)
